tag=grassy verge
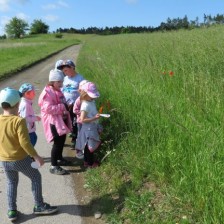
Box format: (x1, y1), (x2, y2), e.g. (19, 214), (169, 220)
(0, 33), (92, 80)
(77, 26), (224, 223)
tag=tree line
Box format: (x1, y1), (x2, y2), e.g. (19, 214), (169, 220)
(1, 13), (224, 39)
(56, 14), (224, 35)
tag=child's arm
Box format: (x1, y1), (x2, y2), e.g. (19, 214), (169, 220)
(19, 103), (41, 122)
(73, 97), (81, 115)
(41, 97), (67, 115)
(80, 110), (100, 123)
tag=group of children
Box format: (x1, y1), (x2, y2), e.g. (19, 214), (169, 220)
(0, 59), (102, 221)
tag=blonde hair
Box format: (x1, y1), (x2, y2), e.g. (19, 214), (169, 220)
(80, 90), (89, 101)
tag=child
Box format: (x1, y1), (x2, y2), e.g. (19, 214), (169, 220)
(18, 83), (41, 146)
(38, 69), (72, 175)
(73, 79), (89, 159)
(75, 82), (101, 168)
(55, 59), (84, 148)
(0, 87), (58, 221)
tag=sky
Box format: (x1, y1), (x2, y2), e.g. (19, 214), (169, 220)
(0, 0), (224, 35)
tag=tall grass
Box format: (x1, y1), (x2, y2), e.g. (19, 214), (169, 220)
(78, 26), (224, 223)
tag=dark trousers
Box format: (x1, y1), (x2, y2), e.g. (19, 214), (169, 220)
(84, 145), (94, 166)
(29, 132), (37, 146)
(51, 134), (66, 166)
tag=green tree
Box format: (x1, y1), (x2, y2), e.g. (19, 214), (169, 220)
(5, 17), (29, 38)
(30, 19), (49, 34)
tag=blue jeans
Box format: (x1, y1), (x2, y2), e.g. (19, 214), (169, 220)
(29, 132), (37, 146)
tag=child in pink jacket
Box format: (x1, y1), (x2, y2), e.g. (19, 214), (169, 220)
(18, 83), (41, 146)
(38, 69), (72, 175)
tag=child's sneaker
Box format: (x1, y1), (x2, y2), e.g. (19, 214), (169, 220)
(57, 159), (73, 166)
(33, 202), (58, 215)
(49, 166), (68, 175)
(7, 210), (18, 221)
(76, 150), (84, 159)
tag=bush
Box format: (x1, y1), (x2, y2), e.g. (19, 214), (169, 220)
(55, 33), (63, 38)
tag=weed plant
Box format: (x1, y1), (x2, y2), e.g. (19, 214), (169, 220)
(78, 26), (224, 223)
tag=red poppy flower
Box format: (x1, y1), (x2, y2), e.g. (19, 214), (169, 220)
(99, 105), (104, 113)
(169, 71), (174, 76)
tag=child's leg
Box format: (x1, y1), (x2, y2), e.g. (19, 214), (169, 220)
(2, 156), (44, 210)
(29, 132), (38, 146)
(18, 157), (44, 206)
(84, 145), (94, 166)
(51, 134), (66, 165)
(2, 165), (19, 211)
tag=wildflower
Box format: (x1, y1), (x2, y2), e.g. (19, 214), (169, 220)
(169, 71), (174, 76)
(182, 215), (187, 219)
(99, 105), (104, 113)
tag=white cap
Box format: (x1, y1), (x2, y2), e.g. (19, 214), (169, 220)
(49, 69), (64, 82)
(55, 59), (64, 69)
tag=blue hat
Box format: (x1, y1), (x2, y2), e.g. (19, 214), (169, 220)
(64, 59), (75, 67)
(0, 87), (21, 107)
(19, 83), (34, 94)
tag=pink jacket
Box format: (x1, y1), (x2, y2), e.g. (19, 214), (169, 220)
(38, 85), (72, 143)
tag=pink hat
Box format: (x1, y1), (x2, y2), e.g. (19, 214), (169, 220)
(83, 82), (100, 98)
(79, 80), (89, 90)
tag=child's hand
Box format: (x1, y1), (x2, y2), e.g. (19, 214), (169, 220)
(95, 113), (100, 119)
(36, 116), (41, 121)
(33, 155), (45, 167)
(68, 104), (73, 110)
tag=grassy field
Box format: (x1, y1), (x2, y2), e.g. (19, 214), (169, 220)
(0, 33), (92, 80)
(77, 26), (224, 223)
(1, 28), (224, 223)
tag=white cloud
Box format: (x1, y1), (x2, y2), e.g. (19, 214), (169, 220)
(44, 14), (59, 22)
(16, 12), (30, 21)
(0, 0), (10, 12)
(0, 15), (10, 35)
(0, 0), (29, 12)
(0, 15), (10, 26)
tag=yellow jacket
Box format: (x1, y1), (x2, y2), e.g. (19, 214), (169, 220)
(0, 115), (38, 161)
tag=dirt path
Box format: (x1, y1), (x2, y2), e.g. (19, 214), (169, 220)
(0, 44), (105, 224)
